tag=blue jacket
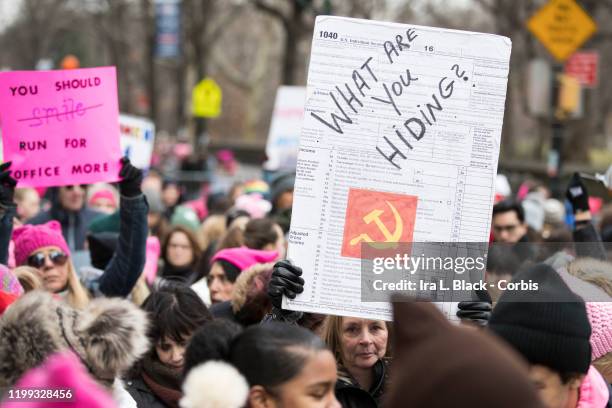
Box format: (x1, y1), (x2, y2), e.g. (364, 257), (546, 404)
(94, 194), (149, 297)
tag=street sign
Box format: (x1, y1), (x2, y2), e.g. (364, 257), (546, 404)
(192, 77), (222, 118)
(527, 0), (597, 62)
(565, 51), (598, 87)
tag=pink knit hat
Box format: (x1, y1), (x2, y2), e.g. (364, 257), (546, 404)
(88, 189), (117, 209)
(12, 221), (71, 266)
(586, 302), (612, 361)
(211, 247), (278, 272)
(1, 351), (117, 407)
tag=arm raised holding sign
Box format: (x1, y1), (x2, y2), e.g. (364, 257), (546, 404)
(95, 157), (148, 298)
(0, 163), (17, 266)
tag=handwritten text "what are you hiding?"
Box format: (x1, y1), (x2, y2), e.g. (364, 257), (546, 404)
(310, 28), (469, 170)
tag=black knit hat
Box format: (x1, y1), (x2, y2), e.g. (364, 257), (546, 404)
(488, 263), (591, 374)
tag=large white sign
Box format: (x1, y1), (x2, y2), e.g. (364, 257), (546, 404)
(284, 17), (511, 320)
(263, 86), (306, 171)
(119, 114), (155, 169)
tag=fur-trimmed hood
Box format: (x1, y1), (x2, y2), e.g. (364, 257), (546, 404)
(230, 262), (273, 325)
(0, 291), (149, 387)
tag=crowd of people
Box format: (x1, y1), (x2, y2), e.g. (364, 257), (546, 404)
(0, 150), (610, 408)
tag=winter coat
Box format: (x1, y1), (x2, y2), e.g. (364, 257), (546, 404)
(28, 202), (103, 251)
(209, 300), (239, 323)
(125, 355), (183, 408)
(94, 194), (149, 298)
(125, 376), (169, 408)
(335, 358), (389, 408)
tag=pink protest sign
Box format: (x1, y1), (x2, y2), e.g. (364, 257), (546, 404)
(0, 67), (121, 187)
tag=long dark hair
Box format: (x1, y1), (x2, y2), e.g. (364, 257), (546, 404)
(142, 283), (212, 344)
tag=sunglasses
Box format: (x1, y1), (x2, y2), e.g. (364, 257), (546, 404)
(27, 250), (69, 268)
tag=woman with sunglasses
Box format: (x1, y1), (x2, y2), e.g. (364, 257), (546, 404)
(3, 158), (148, 309)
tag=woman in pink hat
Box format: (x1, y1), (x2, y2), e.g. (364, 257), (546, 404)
(207, 247), (278, 304)
(1, 159), (148, 309)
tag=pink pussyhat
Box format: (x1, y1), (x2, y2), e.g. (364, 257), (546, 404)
(12, 221), (71, 266)
(586, 302), (612, 361)
(1, 351), (117, 408)
(211, 247), (278, 272)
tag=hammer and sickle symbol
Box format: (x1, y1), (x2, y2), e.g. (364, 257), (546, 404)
(350, 201), (403, 246)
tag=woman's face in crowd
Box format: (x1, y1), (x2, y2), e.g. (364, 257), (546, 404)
(207, 262), (234, 303)
(340, 318), (388, 371)
(528, 365), (583, 408)
(155, 336), (188, 370)
(59, 185), (86, 212)
(16, 189), (40, 221)
(166, 231), (194, 267)
(30, 246), (70, 293)
(90, 197), (116, 214)
(162, 184), (181, 207)
(251, 350), (340, 408)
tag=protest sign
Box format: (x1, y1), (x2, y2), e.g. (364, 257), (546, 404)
(263, 86), (306, 171)
(0, 67), (121, 187)
(119, 114), (155, 169)
(284, 17), (511, 320)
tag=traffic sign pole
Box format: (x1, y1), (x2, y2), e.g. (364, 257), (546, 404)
(549, 64), (565, 198)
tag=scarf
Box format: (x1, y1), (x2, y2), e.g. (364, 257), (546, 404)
(161, 263), (197, 284)
(141, 356), (183, 408)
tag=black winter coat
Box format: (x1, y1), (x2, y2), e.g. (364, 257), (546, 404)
(125, 376), (168, 408)
(335, 358), (389, 408)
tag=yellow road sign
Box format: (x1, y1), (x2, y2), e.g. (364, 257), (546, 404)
(527, 0), (597, 62)
(192, 77), (222, 118)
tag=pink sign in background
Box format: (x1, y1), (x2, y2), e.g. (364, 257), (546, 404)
(0, 67), (122, 187)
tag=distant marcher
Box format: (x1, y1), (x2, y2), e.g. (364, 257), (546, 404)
(87, 183), (119, 215)
(160, 226), (202, 285)
(14, 187), (40, 222)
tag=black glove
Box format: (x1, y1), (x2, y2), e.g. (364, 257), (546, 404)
(0, 162), (17, 207)
(566, 172), (589, 214)
(119, 157), (143, 198)
(456, 289), (492, 327)
(268, 260), (305, 309)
